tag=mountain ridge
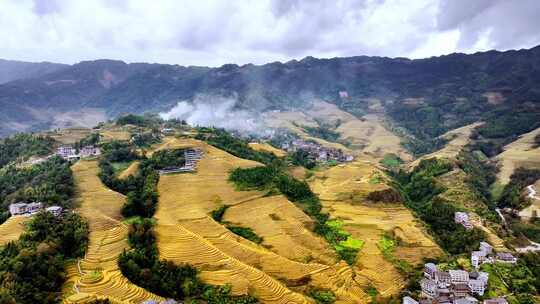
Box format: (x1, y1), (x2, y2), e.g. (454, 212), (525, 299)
(1, 45), (539, 149)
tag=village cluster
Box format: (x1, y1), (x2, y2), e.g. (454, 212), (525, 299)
(404, 241), (517, 304)
(280, 139), (354, 163)
(56, 145), (101, 161)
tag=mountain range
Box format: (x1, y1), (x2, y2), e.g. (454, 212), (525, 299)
(1, 46), (539, 147)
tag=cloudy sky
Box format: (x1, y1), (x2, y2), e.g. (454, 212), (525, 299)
(1, 0), (539, 66)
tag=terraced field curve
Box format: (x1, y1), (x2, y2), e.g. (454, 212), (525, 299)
(154, 137), (369, 303)
(0, 216), (29, 246)
(309, 160), (443, 296)
(63, 160), (163, 304)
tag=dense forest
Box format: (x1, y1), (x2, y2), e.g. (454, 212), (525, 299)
(0, 156), (74, 225)
(0, 133), (55, 168)
(391, 158), (486, 254)
(0, 208), (88, 303)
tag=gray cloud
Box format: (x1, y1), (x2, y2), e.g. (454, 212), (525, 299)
(1, 0), (539, 66)
(436, 0), (540, 50)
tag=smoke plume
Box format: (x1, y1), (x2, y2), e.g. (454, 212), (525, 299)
(160, 94), (265, 134)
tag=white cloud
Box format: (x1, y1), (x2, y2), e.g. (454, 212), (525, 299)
(0, 0), (538, 66)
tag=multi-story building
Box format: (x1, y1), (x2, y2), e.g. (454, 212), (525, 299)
(435, 271), (451, 286)
(420, 278), (437, 298)
(424, 263), (438, 279)
(449, 270), (469, 284)
(57, 146), (77, 159)
(26, 202), (43, 214)
(471, 250), (488, 268)
(496, 252), (517, 264)
(453, 283), (470, 298)
(479, 241), (493, 254)
(455, 211), (473, 230)
(9, 202), (43, 216)
(80, 146), (101, 158)
(9, 203), (28, 216)
(468, 279), (487, 296)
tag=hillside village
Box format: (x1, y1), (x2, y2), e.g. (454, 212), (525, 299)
(0, 116), (539, 304)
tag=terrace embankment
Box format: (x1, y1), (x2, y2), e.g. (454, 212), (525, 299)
(154, 137), (369, 303)
(309, 160), (442, 296)
(495, 127), (540, 185)
(63, 160), (163, 304)
(248, 142), (287, 157)
(0, 216), (29, 246)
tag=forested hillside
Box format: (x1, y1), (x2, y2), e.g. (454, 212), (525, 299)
(1, 45), (539, 150)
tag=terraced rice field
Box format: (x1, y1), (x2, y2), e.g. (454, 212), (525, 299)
(101, 129), (132, 142)
(46, 128), (94, 144)
(248, 142), (287, 157)
(265, 101), (412, 161)
(154, 137), (369, 303)
(309, 161), (442, 296)
(409, 122), (484, 168)
(495, 127), (540, 185)
(63, 160), (163, 304)
(0, 216), (29, 246)
(469, 213), (507, 251)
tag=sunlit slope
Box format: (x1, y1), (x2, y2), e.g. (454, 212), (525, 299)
(117, 161), (140, 180)
(63, 160), (163, 304)
(495, 127), (540, 184)
(309, 161), (442, 296)
(265, 101), (412, 161)
(248, 142), (287, 157)
(409, 122), (484, 168)
(154, 138), (369, 303)
(0, 216), (29, 246)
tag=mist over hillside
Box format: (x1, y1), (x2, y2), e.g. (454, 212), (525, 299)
(1, 46), (539, 152)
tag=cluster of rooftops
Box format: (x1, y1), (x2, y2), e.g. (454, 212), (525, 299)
(403, 241), (518, 304)
(280, 139), (354, 163)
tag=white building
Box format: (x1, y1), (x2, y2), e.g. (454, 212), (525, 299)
(480, 241), (493, 254)
(471, 251), (488, 268)
(449, 270), (469, 283)
(80, 146), (101, 158)
(496, 252), (517, 264)
(468, 279), (487, 296)
(9, 203), (28, 216)
(402, 296), (418, 304)
(46, 206), (63, 217)
(57, 146), (77, 159)
(455, 212), (473, 230)
(420, 278), (437, 298)
(424, 263), (438, 279)
(26, 202), (43, 214)
(9, 202), (43, 216)
(435, 271), (451, 285)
